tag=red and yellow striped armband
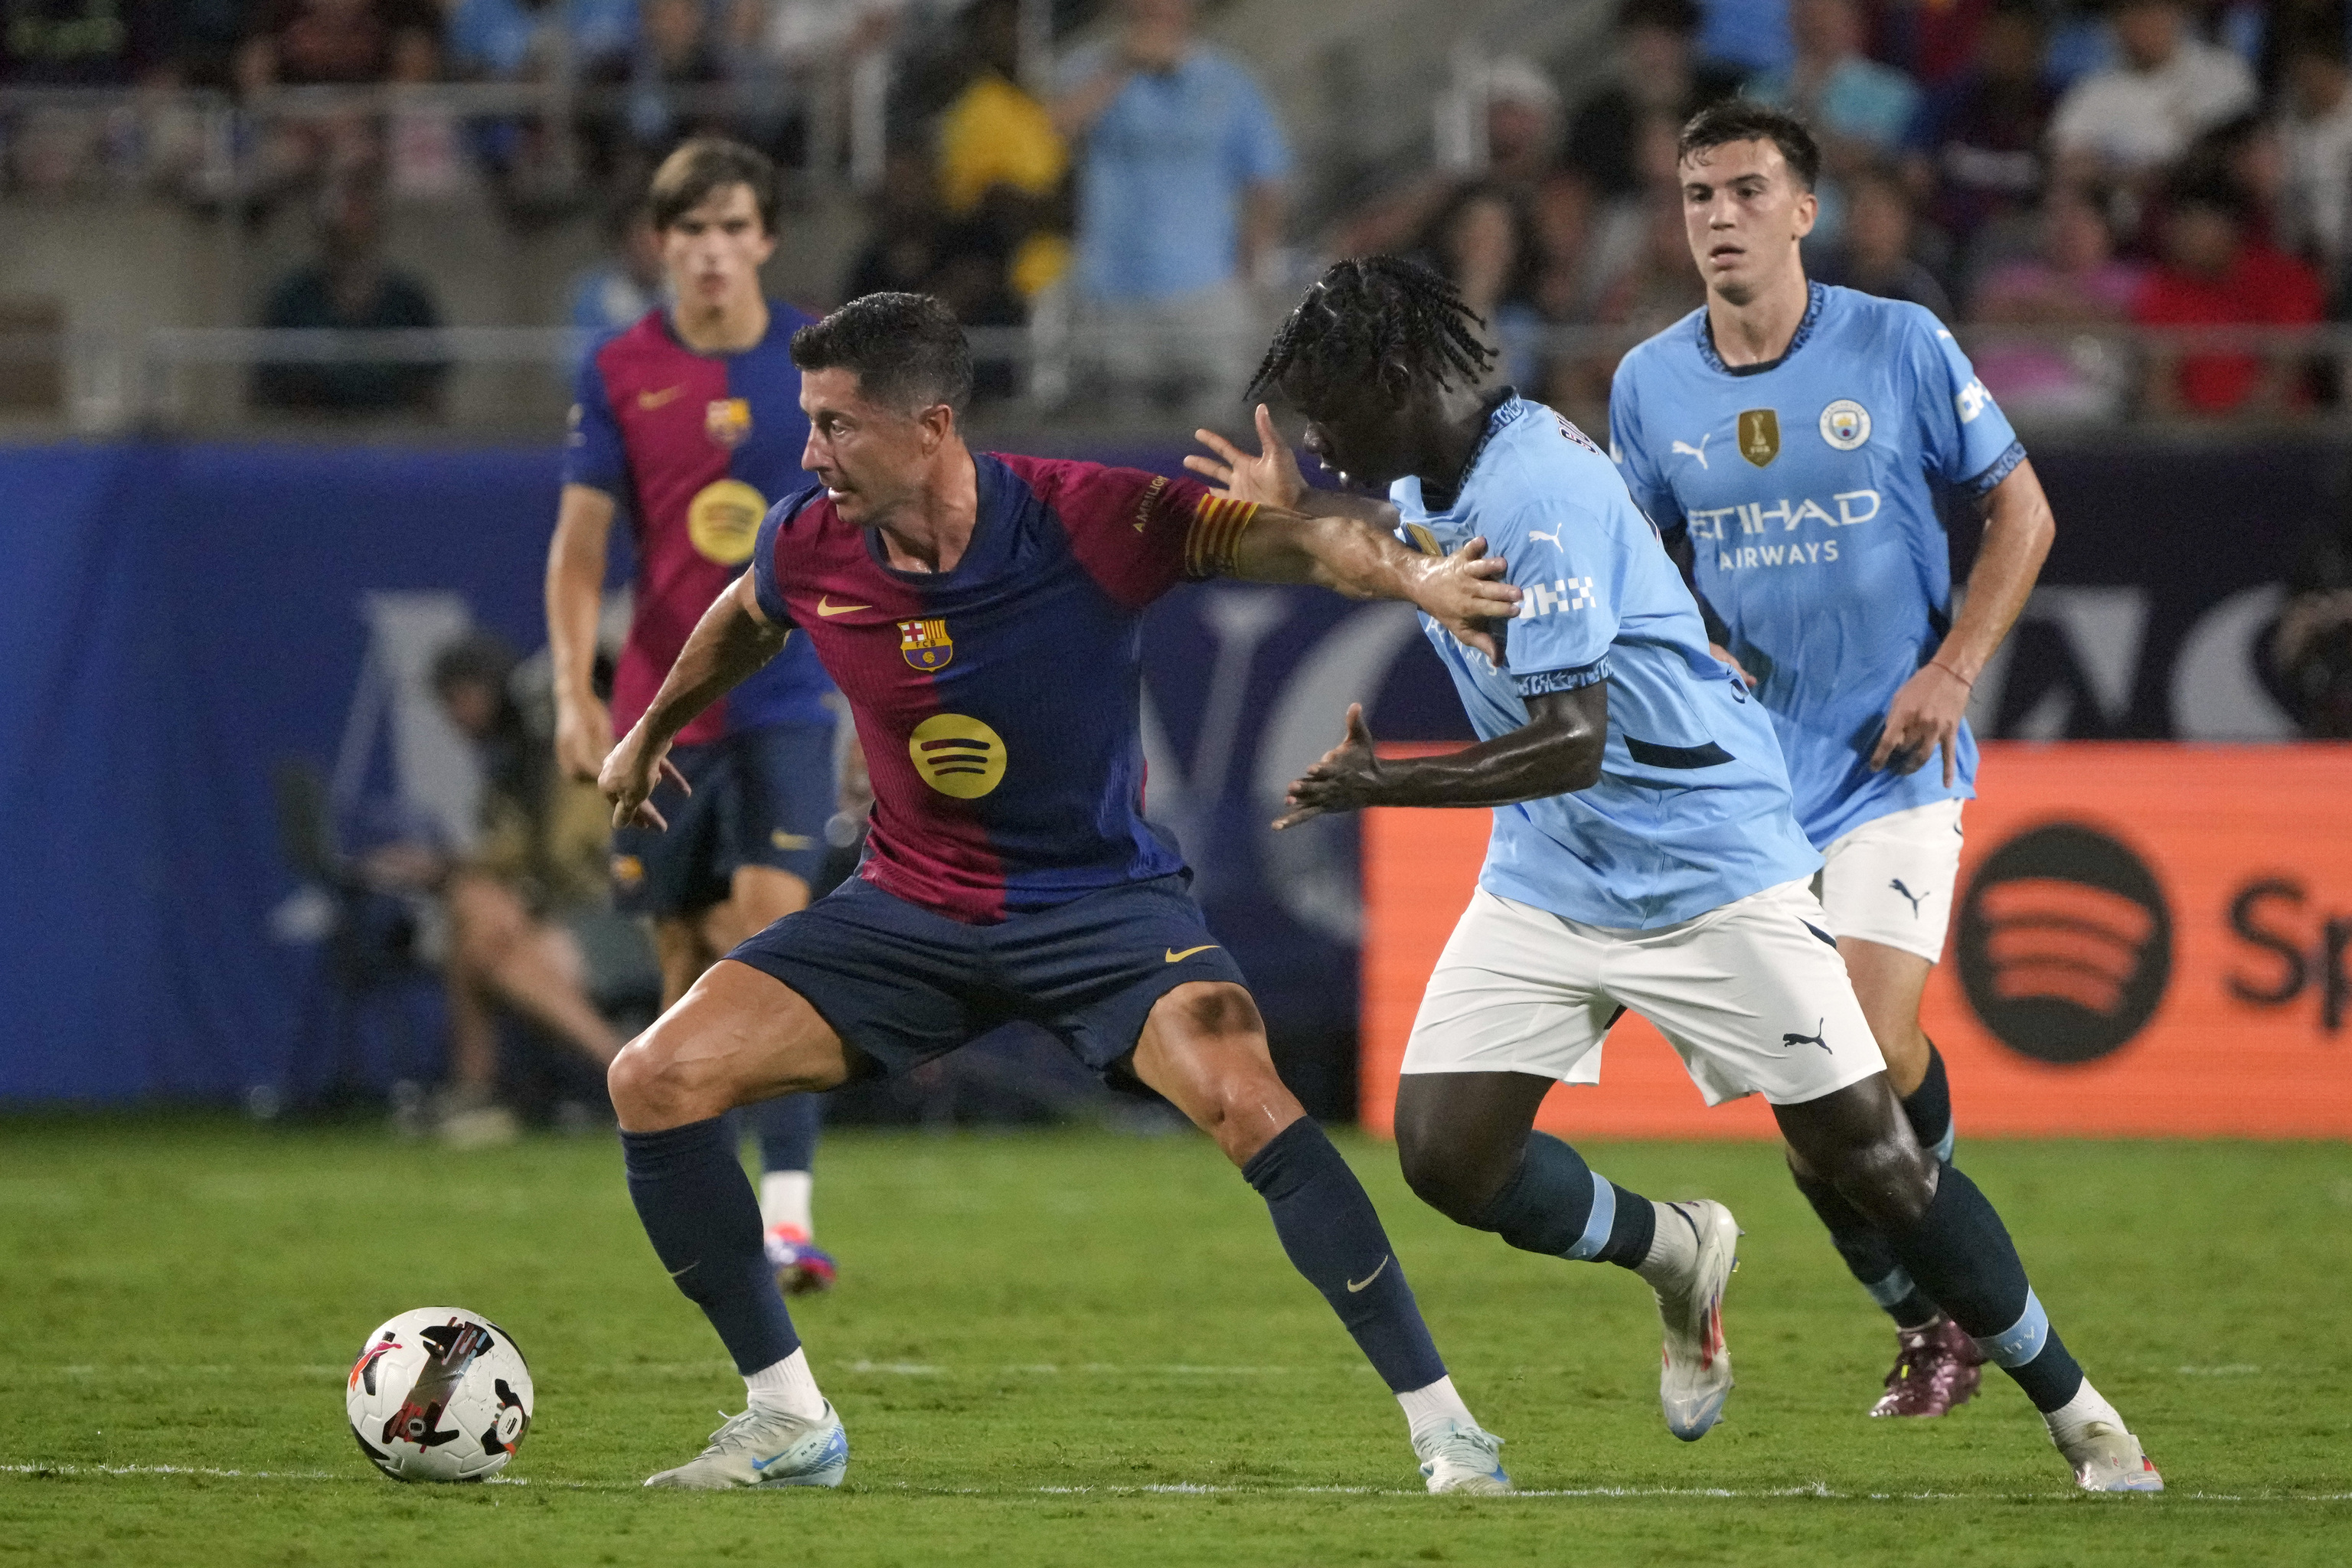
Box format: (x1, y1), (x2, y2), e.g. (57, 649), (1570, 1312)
(1183, 494), (1261, 579)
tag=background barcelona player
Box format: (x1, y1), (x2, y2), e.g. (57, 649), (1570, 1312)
(597, 292), (1528, 1493)
(546, 139), (840, 1294)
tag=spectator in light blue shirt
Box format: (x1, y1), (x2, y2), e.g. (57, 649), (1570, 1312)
(1696, 0), (1788, 77)
(1748, 0), (1922, 246)
(447, 0), (638, 80)
(1050, 0), (1290, 416)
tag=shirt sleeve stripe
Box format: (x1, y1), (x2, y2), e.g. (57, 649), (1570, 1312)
(1514, 658), (1612, 697)
(1962, 436), (2027, 498)
(1183, 493), (1261, 579)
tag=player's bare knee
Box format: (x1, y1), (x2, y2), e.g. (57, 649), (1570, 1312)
(606, 1032), (712, 1130)
(1824, 1132), (1936, 1230)
(1396, 1134), (1491, 1225)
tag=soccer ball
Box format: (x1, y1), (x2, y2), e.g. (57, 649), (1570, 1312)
(345, 1307), (534, 1482)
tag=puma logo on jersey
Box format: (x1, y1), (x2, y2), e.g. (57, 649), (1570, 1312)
(1782, 1018), (1829, 1052)
(1671, 433), (1712, 469)
(1527, 528), (1565, 552)
(1890, 878), (1929, 916)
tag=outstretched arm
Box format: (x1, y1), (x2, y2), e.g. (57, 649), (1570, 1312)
(1275, 689), (1608, 828)
(599, 573), (789, 829)
(1191, 404), (1521, 658)
(1870, 457), (2054, 784)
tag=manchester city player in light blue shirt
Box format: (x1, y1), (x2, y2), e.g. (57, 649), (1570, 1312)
(1192, 256), (2156, 1491)
(1610, 100), (2059, 1418)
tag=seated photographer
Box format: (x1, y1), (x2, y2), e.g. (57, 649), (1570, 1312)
(430, 632), (652, 1144)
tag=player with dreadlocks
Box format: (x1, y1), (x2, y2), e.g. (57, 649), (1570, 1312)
(1186, 257), (2162, 1488)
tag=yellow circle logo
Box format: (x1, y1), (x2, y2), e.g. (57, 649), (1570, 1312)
(687, 479), (766, 564)
(907, 714), (1006, 799)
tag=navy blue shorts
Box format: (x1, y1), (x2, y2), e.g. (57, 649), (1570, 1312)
(727, 872), (1250, 1080)
(611, 720), (838, 918)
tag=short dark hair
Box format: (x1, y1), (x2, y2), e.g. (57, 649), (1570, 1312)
(1617, 0), (1701, 33)
(1676, 99), (1823, 191)
(790, 292), (975, 414)
(430, 630), (517, 697)
(1248, 256), (1494, 403)
(648, 137), (780, 234)
(2164, 167), (2251, 223)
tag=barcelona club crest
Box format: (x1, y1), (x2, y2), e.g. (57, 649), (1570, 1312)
(704, 397), (753, 450)
(1737, 408), (1780, 468)
(900, 617), (953, 671)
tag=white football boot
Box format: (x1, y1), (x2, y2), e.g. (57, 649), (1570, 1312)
(642, 1401), (850, 1489)
(1416, 1420), (1511, 1494)
(1651, 1200), (1740, 1442)
(2054, 1418), (2164, 1493)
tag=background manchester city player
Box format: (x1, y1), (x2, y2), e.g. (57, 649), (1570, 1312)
(1609, 100), (2057, 1418)
(548, 139), (841, 1294)
(1208, 257), (2157, 1494)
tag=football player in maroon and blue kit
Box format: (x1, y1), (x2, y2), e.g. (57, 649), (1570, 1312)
(546, 139), (836, 1294)
(598, 292), (1527, 1491)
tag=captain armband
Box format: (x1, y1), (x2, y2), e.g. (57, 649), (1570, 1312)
(1182, 495), (1262, 579)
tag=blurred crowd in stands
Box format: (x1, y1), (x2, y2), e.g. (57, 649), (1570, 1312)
(18, 0), (2352, 427)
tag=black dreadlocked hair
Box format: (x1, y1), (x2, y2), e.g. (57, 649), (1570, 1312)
(1246, 257), (1494, 404)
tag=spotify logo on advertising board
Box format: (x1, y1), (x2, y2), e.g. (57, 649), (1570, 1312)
(1954, 822), (2172, 1064)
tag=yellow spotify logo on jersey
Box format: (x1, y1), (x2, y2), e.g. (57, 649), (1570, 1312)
(908, 714), (1006, 799)
(687, 479), (766, 564)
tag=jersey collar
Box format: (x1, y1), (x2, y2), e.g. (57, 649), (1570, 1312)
(1695, 281), (1825, 379)
(1418, 384), (1524, 515)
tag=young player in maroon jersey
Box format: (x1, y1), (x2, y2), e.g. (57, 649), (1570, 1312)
(546, 139), (836, 1293)
(597, 292), (1527, 1492)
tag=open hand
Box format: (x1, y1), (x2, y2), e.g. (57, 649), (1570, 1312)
(1415, 537), (1520, 663)
(599, 723), (691, 831)
(1276, 704), (1382, 828)
(1870, 662), (1971, 785)
(1185, 403), (1308, 509)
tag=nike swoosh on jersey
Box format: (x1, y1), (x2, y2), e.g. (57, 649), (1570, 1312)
(637, 384), (684, 410)
(1164, 945), (1220, 962)
(817, 596), (872, 616)
(1346, 1256), (1391, 1292)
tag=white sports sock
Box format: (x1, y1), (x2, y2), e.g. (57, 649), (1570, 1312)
(1397, 1374), (1478, 1452)
(2042, 1377), (2122, 1442)
(744, 1348), (828, 1422)
(1632, 1200), (1700, 1289)
(759, 1171), (815, 1237)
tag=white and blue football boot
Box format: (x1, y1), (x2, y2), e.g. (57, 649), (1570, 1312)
(1653, 1199), (1740, 1442)
(1416, 1420), (1511, 1494)
(643, 1400), (849, 1489)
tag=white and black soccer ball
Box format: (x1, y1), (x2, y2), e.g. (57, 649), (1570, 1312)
(345, 1307), (534, 1482)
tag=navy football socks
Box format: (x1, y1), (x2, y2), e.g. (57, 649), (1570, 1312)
(1241, 1119), (1448, 1394)
(1880, 1162), (2086, 1413)
(752, 1092), (823, 1173)
(1468, 1132), (1657, 1269)
(624, 1118), (801, 1375)
(1792, 1043), (1956, 1328)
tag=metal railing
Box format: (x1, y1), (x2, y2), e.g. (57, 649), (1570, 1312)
(6, 322), (2352, 437)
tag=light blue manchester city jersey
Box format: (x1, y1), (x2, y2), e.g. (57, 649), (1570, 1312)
(1393, 394), (1820, 929)
(1609, 283), (2025, 848)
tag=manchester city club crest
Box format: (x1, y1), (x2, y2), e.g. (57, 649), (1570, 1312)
(900, 617), (953, 671)
(1737, 408), (1780, 467)
(1818, 398), (1872, 451)
(704, 397), (753, 449)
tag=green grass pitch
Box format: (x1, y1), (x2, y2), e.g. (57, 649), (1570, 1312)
(2, 1115), (2346, 1566)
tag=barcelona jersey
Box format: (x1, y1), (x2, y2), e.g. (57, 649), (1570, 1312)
(749, 454), (1256, 923)
(565, 303), (835, 746)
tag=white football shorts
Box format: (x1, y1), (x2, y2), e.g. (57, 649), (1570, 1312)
(1812, 798), (1966, 965)
(1400, 878), (1886, 1107)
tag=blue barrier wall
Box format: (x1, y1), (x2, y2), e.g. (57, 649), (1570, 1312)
(0, 436), (2329, 1105)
